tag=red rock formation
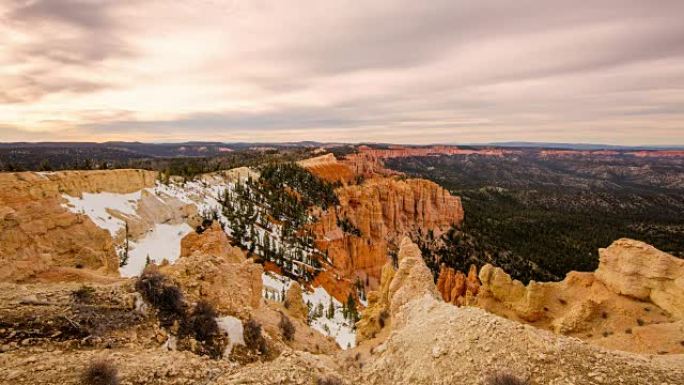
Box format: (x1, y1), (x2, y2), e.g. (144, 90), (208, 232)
(437, 264), (480, 306)
(313, 177), (463, 298)
(297, 153), (357, 183)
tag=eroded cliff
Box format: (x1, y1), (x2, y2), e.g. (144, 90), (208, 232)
(312, 176), (463, 300)
(0, 170), (156, 282)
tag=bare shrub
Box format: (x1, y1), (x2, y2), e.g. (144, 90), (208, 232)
(135, 270), (186, 323)
(244, 318), (268, 354)
(72, 285), (96, 303)
(185, 300), (219, 342)
(279, 314), (296, 342)
(181, 300), (226, 358)
(485, 372), (528, 385)
(82, 359), (119, 385)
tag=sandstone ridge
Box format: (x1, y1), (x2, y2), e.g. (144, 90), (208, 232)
(475, 238), (684, 354)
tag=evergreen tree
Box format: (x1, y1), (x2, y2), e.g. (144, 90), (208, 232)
(327, 297), (335, 319)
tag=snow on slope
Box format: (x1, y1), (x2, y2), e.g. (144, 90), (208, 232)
(121, 223), (193, 277)
(217, 316), (245, 355)
(61, 186), (194, 277)
(62, 191), (141, 236)
(60, 177), (355, 345)
(262, 271), (356, 349)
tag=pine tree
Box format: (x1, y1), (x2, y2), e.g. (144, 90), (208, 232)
(327, 297), (335, 319)
(119, 222), (130, 267)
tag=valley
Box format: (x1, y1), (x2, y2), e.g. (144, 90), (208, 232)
(384, 147), (684, 282)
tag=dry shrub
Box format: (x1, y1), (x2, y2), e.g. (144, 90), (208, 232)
(244, 318), (268, 354)
(82, 359), (119, 385)
(279, 314), (296, 342)
(485, 372), (528, 385)
(181, 300), (226, 359)
(135, 270), (186, 324)
(72, 285), (96, 303)
(185, 300), (219, 342)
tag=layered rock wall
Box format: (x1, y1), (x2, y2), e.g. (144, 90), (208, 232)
(297, 153), (356, 183)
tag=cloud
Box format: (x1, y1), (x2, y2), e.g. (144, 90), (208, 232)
(0, 0), (683, 144)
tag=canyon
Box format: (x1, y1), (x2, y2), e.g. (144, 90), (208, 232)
(0, 151), (682, 384)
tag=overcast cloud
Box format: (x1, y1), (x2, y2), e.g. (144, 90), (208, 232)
(1, 0), (683, 144)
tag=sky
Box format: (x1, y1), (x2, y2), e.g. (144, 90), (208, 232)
(1, 0), (683, 145)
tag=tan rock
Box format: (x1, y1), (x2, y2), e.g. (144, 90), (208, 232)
(477, 264), (548, 322)
(179, 222), (244, 263)
(161, 255), (263, 317)
(356, 237), (438, 343)
(474, 239), (684, 355)
(284, 282), (308, 321)
(595, 238), (684, 318)
(388, 237), (440, 319)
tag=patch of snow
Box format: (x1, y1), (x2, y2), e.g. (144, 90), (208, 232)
(62, 191), (141, 236)
(217, 316), (245, 355)
(304, 286), (357, 349)
(121, 223), (193, 277)
(261, 272), (356, 349)
(162, 335), (177, 351)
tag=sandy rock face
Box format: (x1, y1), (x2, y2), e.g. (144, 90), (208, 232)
(0, 170), (155, 282)
(179, 222), (245, 263)
(388, 238), (440, 319)
(162, 228), (260, 317)
(595, 238), (684, 318)
(162, 255), (263, 317)
(477, 264), (550, 322)
(356, 237), (439, 343)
